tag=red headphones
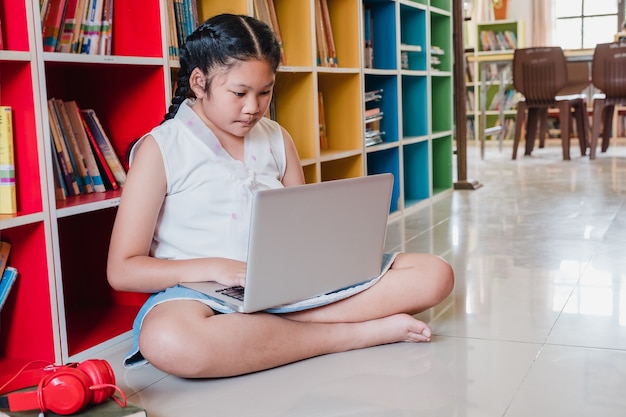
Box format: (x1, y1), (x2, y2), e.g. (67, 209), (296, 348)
(0, 359), (126, 415)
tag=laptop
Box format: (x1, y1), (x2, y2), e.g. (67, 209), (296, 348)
(180, 173), (394, 313)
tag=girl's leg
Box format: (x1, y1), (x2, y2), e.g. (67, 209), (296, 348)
(286, 253), (454, 323)
(138, 253), (453, 378)
(139, 301), (431, 378)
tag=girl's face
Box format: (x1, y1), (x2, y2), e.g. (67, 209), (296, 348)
(195, 59), (276, 140)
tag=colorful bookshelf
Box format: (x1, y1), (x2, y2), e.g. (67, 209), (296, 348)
(0, 0), (454, 369)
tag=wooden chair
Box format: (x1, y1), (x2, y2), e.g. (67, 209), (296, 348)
(589, 41), (626, 159)
(512, 47), (588, 160)
(535, 61), (591, 149)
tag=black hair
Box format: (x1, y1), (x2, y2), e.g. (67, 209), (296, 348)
(163, 13), (282, 122)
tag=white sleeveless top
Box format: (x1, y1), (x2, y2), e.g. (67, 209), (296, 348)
(130, 99), (286, 262)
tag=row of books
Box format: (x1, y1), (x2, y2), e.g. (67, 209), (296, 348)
(465, 87), (518, 112)
(40, 0), (113, 54)
(253, 0), (286, 66)
(315, 0), (338, 67)
(479, 30), (518, 52)
(166, 0), (199, 60)
(47, 99), (126, 200)
(0, 107), (16, 214)
(365, 89), (385, 147)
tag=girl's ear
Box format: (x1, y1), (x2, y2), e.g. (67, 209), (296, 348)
(190, 68), (207, 99)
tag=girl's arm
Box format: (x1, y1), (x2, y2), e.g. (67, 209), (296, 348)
(280, 127), (306, 187)
(106, 136), (245, 293)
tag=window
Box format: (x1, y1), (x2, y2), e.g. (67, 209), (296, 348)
(555, 0), (621, 49)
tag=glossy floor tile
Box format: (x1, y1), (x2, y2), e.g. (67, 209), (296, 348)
(99, 141), (626, 416)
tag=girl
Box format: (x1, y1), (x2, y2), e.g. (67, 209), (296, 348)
(107, 13), (454, 378)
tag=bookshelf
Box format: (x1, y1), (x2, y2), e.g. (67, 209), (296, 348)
(363, 0), (453, 212)
(465, 20), (525, 144)
(0, 0), (453, 370)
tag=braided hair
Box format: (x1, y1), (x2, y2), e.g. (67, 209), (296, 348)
(163, 13), (282, 122)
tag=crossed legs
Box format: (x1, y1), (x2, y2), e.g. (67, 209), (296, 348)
(138, 253), (454, 378)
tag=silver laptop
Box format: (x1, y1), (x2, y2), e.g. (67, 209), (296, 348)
(181, 173), (394, 313)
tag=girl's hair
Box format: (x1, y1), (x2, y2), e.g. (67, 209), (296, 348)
(163, 13), (281, 122)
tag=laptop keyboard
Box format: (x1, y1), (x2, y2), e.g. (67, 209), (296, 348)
(217, 286), (245, 301)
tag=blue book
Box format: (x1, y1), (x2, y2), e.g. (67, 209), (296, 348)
(0, 266), (17, 311)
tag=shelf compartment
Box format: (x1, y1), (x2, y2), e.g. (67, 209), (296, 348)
(363, 0), (397, 70)
(318, 72), (363, 152)
(321, 154), (363, 181)
(432, 134), (453, 195)
(402, 141), (429, 206)
(111, 0), (163, 57)
(399, 2), (427, 71)
(430, 11), (452, 72)
(366, 148), (401, 213)
(323, 0), (361, 69)
(431, 75), (452, 133)
(57, 209), (148, 357)
(274, 0), (313, 67)
(365, 74), (399, 145)
(44, 63), (167, 171)
(430, 0), (451, 12)
(274, 71), (316, 161)
(0, 1), (30, 51)
(0, 60), (43, 215)
(401, 74), (428, 138)
(0, 223), (56, 363)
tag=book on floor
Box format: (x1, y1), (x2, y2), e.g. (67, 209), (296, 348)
(0, 397), (147, 417)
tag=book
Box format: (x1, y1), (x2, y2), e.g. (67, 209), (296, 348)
(319, 0), (337, 67)
(41, 0), (69, 52)
(0, 241), (11, 279)
(98, 0), (113, 55)
(0, 106), (17, 214)
(48, 100), (80, 196)
(81, 109), (125, 187)
(318, 92), (328, 151)
(50, 140), (68, 199)
(266, 0), (286, 65)
(58, 0), (81, 52)
(79, 0), (104, 54)
(53, 99), (93, 193)
(314, 0), (328, 67)
(0, 266), (17, 312)
(78, 109), (118, 190)
(65, 101), (106, 192)
(166, 0), (179, 58)
(0, 397), (147, 417)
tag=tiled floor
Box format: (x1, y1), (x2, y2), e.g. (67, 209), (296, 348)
(99, 140), (626, 416)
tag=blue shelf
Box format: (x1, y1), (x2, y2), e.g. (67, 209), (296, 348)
(367, 148), (401, 213)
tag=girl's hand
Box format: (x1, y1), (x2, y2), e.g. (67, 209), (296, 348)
(206, 258), (247, 288)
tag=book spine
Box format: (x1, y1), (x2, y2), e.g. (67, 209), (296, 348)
(58, 0), (79, 53)
(79, 110), (118, 190)
(48, 100), (80, 195)
(319, 0), (337, 67)
(0, 106), (17, 214)
(56, 100), (94, 193)
(0, 266), (18, 312)
(97, 0), (113, 55)
(66, 101), (106, 192)
(51, 99), (88, 193)
(42, 0), (69, 52)
(81, 109), (126, 186)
